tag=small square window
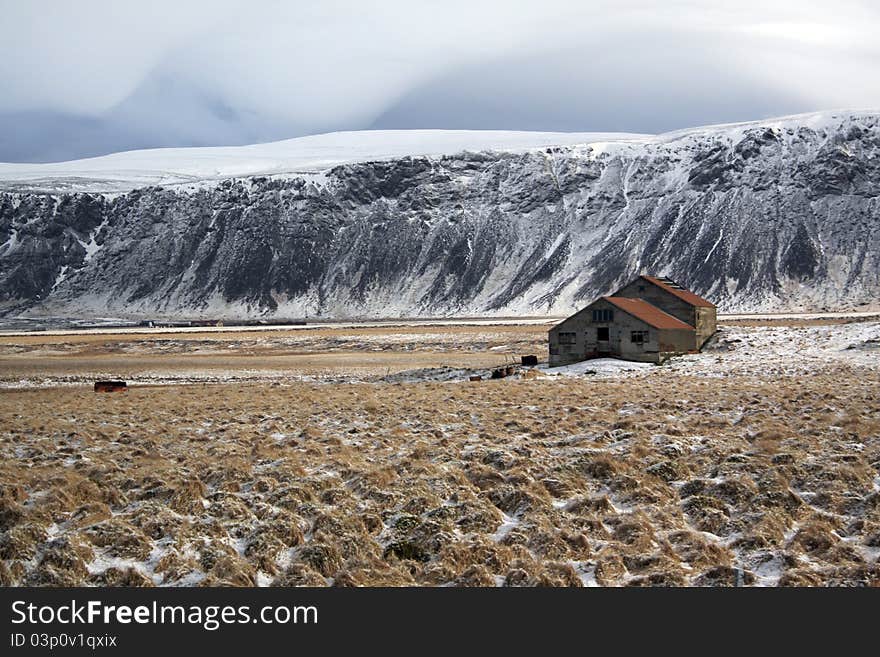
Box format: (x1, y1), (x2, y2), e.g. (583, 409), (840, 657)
(631, 330), (649, 344)
(558, 332), (576, 345)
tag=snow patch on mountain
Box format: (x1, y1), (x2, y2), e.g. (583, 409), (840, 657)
(1, 110), (879, 319)
(0, 129), (645, 193)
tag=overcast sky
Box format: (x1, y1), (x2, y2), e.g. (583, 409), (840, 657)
(2, 0), (879, 162)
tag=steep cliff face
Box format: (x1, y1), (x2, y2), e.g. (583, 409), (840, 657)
(1, 112), (879, 319)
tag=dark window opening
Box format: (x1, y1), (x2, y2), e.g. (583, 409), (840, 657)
(591, 308), (614, 323)
(638, 285), (646, 292)
(558, 331), (576, 345)
(631, 330), (649, 344)
(597, 327), (610, 341)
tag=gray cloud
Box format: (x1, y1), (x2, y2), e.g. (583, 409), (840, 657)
(370, 29), (815, 133)
(1, 0), (879, 161)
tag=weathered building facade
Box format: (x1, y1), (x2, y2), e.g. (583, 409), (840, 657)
(613, 275), (716, 348)
(549, 275), (716, 365)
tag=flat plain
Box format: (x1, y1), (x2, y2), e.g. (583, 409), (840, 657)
(1, 317), (878, 586)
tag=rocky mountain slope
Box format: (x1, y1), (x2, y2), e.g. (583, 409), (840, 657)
(1, 112), (878, 319)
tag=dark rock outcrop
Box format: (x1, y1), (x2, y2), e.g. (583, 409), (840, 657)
(1, 112), (879, 319)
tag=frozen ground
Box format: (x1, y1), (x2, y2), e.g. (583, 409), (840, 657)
(1, 319), (876, 388)
(670, 321), (880, 377)
(541, 359), (655, 377)
(0, 318), (878, 587)
(1, 358), (877, 588)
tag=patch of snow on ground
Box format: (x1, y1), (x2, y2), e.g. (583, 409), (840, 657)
(670, 321), (880, 377)
(492, 513), (520, 542)
(542, 358), (655, 377)
(750, 555), (786, 587)
(570, 561), (600, 587)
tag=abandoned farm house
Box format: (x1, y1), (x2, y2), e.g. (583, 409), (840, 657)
(549, 275), (717, 365)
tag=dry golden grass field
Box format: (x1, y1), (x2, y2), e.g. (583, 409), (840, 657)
(1, 318), (878, 586)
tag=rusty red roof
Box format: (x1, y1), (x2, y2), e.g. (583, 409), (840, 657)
(640, 275), (715, 308)
(604, 297), (695, 330)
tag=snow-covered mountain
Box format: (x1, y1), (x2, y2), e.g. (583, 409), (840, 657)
(1, 111), (878, 319)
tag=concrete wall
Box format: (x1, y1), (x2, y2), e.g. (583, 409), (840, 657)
(657, 327), (699, 355)
(549, 298), (693, 365)
(695, 306), (717, 347)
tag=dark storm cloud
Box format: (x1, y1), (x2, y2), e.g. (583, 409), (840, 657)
(370, 29), (814, 134)
(1, 0), (878, 161)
